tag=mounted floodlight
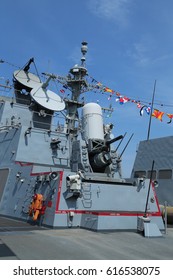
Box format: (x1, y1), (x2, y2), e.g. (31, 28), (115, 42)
(66, 174), (81, 192)
(49, 172), (59, 181)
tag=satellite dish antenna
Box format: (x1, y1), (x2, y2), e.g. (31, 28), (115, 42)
(30, 83), (65, 111)
(13, 70), (41, 89)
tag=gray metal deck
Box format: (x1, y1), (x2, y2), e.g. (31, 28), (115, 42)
(0, 216), (173, 260)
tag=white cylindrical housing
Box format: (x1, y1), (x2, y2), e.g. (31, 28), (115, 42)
(82, 103), (104, 141)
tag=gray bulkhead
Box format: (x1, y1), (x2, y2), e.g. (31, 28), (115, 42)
(0, 98), (69, 222)
(131, 137), (173, 206)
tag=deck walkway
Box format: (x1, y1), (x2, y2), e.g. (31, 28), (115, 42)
(0, 216), (173, 260)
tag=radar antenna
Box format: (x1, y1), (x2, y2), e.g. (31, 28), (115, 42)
(81, 41), (88, 67)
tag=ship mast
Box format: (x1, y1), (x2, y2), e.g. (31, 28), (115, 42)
(65, 41), (88, 138)
(42, 41), (89, 141)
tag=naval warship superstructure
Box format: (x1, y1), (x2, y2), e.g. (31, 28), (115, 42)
(0, 42), (164, 233)
(131, 136), (173, 224)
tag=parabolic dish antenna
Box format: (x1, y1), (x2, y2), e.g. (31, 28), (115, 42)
(30, 84), (65, 111)
(13, 70), (41, 89)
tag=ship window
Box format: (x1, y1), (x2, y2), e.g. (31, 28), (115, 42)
(134, 171), (146, 178)
(0, 168), (9, 201)
(147, 170), (156, 180)
(158, 169), (172, 179)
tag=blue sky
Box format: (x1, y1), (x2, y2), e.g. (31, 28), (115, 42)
(1, 0), (173, 177)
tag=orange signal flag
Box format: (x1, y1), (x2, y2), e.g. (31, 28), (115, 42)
(167, 113), (173, 123)
(152, 109), (164, 121)
(104, 87), (114, 93)
(167, 113), (173, 119)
